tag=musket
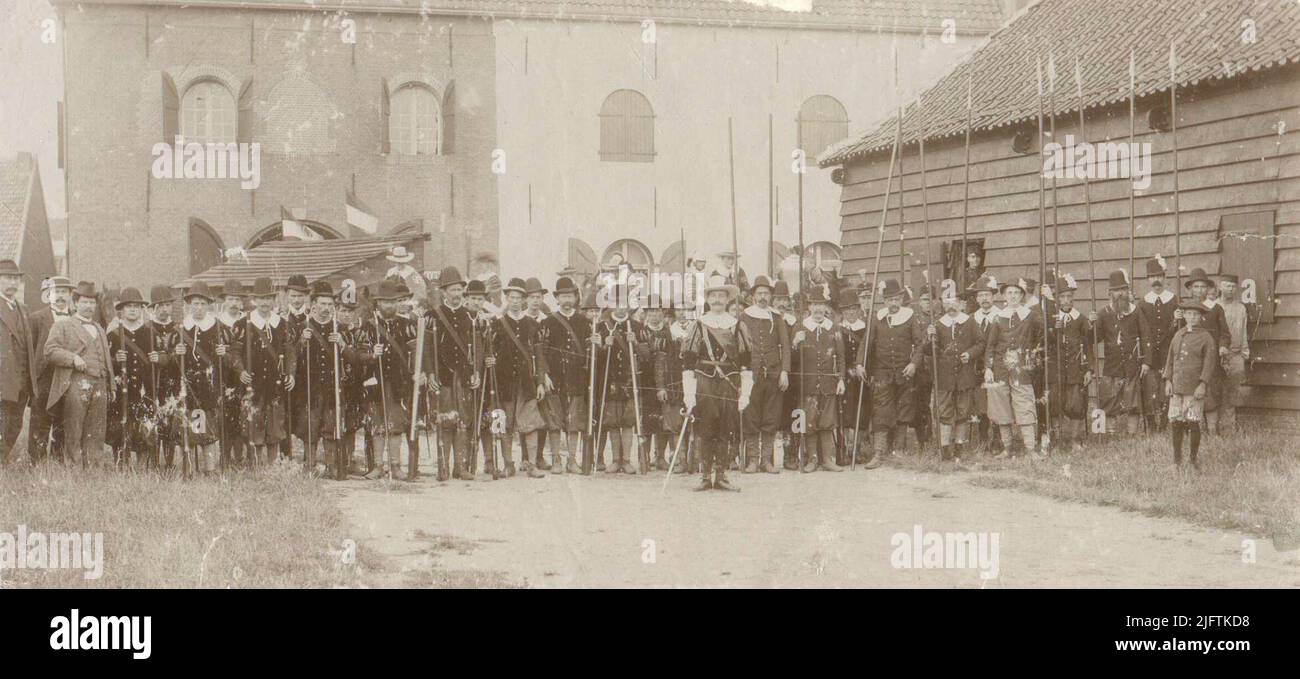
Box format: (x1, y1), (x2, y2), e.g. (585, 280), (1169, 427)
(179, 325), (192, 479)
(487, 353), (504, 479)
(623, 318), (646, 473)
(117, 322), (128, 467)
(584, 321), (598, 474)
(593, 321), (614, 471)
(217, 323), (227, 472)
(332, 312), (346, 479)
(796, 142), (807, 470)
(373, 312), (389, 479)
(410, 313), (426, 441)
(150, 322), (162, 470)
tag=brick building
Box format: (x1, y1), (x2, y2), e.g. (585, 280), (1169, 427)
(52, 0), (1001, 289)
(0, 152), (57, 307)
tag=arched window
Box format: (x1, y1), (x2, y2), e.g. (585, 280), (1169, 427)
(599, 90), (655, 162)
(188, 218), (225, 276)
(798, 95), (848, 158)
(390, 84), (440, 156)
(602, 239), (653, 272)
(806, 241), (842, 272)
(181, 80), (237, 144)
(245, 220), (343, 249)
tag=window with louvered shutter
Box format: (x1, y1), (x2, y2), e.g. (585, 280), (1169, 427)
(797, 95), (848, 158)
(599, 90), (655, 162)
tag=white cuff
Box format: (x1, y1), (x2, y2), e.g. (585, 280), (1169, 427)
(739, 369), (754, 403)
(681, 370), (697, 408)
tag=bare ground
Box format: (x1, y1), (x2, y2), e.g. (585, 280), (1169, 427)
(334, 465), (1300, 588)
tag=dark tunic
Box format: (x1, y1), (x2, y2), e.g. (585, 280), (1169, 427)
(680, 314), (752, 440)
(107, 321), (160, 451)
(1095, 302), (1149, 379)
(177, 317), (234, 445)
(1047, 307), (1092, 419)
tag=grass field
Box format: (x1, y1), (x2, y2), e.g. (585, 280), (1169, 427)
(886, 428), (1300, 547)
(0, 461), (380, 588)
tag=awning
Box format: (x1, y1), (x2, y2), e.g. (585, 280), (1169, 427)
(177, 232), (432, 289)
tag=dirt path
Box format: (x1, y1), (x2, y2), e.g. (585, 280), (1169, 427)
(334, 466), (1300, 588)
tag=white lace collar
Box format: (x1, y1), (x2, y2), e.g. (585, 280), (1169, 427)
(938, 312), (970, 327)
(219, 310), (242, 327)
(557, 308), (577, 319)
(1144, 289), (1174, 305)
(1058, 307), (1080, 321)
(743, 305), (773, 321)
(670, 320), (691, 340)
(505, 309), (527, 321)
(183, 315), (216, 332)
(841, 319), (865, 331)
(250, 310), (281, 330)
(802, 316), (833, 332)
(876, 306), (914, 326)
(1202, 298), (1219, 309)
(973, 307), (995, 324)
(998, 305), (1031, 321)
(698, 312), (737, 330)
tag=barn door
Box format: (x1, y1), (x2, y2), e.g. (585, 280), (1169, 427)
(1220, 211), (1275, 324)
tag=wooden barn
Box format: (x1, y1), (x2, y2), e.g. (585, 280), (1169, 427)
(819, 0), (1300, 429)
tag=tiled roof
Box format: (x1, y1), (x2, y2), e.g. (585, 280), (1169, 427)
(60, 0), (1005, 32)
(0, 154), (36, 262)
(820, 0), (1300, 166)
(179, 232), (431, 288)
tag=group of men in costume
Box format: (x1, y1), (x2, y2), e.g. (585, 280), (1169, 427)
(0, 248), (1253, 480)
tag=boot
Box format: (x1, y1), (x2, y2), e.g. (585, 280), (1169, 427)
(801, 435), (819, 474)
(1020, 425), (1039, 458)
(993, 426), (1013, 459)
(783, 439), (800, 470)
(760, 434), (778, 473)
(550, 450), (565, 476)
(818, 432), (843, 471)
(743, 438), (760, 473)
(566, 452), (581, 474)
(864, 432), (887, 469)
(693, 444), (713, 491)
(713, 452), (739, 491)
(435, 438), (450, 482)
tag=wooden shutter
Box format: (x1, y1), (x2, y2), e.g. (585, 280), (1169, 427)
(236, 77), (255, 143)
(441, 82), (455, 155)
(568, 238), (598, 275)
(162, 72), (179, 143)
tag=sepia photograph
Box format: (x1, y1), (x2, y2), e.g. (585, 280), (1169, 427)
(0, 0), (1297, 629)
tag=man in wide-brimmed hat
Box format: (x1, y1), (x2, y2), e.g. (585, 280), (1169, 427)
(537, 275), (601, 474)
(484, 277), (547, 479)
(295, 281), (356, 478)
(42, 281), (114, 468)
(981, 277), (1044, 458)
(232, 277), (297, 469)
(1092, 269), (1151, 438)
(279, 274), (311, 463)
(737, 275), (789, 474)
(854, 279), (924, 466)
(215, 279), (249, 466)
(1045, 274), (1093, 453)
(1136, 255), (1177, 432)
(591, 283), (653, 475)
(107, 287), (158, 467)
(173, 281), (235, 475)
(680, 275), (753, 491)
(144, 285), (183, 468)
(427, 266), (481, 480)
(790, 285), (845, 473)
(0, 259), (37, 463)
(1216, 272), (1249, 434)
(928, 286), (984, 463)
(27, 275), (76, 463)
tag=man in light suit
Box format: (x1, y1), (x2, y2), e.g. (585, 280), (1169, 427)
(0, 259), (38, 464)
(28, 275), (74, 462)
(44, 281), (115, 468)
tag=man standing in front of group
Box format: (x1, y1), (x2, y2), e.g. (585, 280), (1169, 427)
(858, 279), (924, 466)
(429, 268), (481, 481)
(108, 287), (158, 467)
(1137, 256), (1177, 431)
(737, 276), (789, 474)
(1093, 270), (1150, 437)
(983, 277), (1043, 458)
(929, 290), (983, 463)
(0, 259), (36, 464)
(537, 276), (595, 474)
(233, 277), (296, 468)
(791, 287), (844, 472)
(43, 282), (114, 468)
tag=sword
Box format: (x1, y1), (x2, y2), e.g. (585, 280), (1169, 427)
(661, 407), (694, 495)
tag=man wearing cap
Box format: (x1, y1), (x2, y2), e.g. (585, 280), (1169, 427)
(43, 282), (114, 468)
(296, 282), (356, 478)
(1091, 270), (1151, 437)
(27, 274), (75, 463)
(856, 279), (925, 465)
(908, 285), (937, 453)
(216, 280), (249, 466)
(593, 283), (652, 474)
(737, 275), (789, 474)
(0, 259), (37, 463)
(107, 287), (159, 466)
(982, 277), (1044, 458)
(1164, 300), (1216, 470)
(1046, 275), (1093, 452)
(146, 286), (183, 467)
(680, 275), (753, 490)
(486, 278), (546, 478)
(174, 282), (236, 474)
(1216, 273), (1249, 434)
(791, 286), (846, 472)
(967, 273), (1001, 454)
(537, 275), (597, 474)
(231, 278), (297, 468)
(1136, 256), (1177, 431)
(837, 286), (870, 466)
(428, 267), (482, 481)
(280, 274), (312, 462)
(928, 290), (984, 462)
